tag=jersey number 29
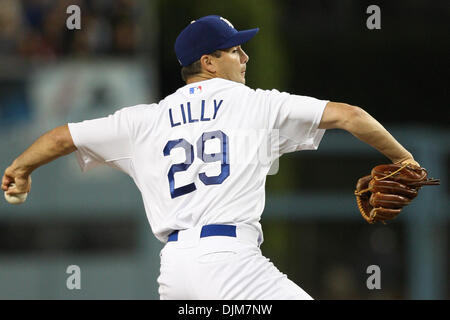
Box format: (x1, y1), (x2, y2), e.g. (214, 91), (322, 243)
(163, 130), (229, 198)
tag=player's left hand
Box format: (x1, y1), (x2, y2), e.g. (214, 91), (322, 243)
(354, 163), (440, 224)
(397, 158), (420, 167)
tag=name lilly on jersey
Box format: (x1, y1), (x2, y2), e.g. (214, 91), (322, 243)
(169, 99), (224, 127)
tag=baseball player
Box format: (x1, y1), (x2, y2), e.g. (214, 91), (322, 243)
(2, 15), (419, 299)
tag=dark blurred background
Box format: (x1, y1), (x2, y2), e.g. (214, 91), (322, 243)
(0, 0), (448, 299)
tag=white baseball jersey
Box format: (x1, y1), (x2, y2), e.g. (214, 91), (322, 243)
(68, 78), (328, 243)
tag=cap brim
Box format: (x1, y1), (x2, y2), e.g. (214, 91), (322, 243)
(218, 28), (259, 49)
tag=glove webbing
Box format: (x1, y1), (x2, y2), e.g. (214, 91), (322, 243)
(354, 163), (409, 196)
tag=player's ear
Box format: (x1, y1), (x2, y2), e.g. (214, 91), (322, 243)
(200, 54), (217, 74)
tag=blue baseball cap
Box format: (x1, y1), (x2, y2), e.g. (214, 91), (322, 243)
(175, 15), (259, 67)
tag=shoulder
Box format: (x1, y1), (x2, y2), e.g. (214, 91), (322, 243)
(111, 103), (160, 133)
(241, 86), (292, 107)
(255, 88), (290, 98)
(210, 79), (277, 99)
(120, 103), (158, 112)
(116, 103), (159, 118)
(231, 82), (290, 98)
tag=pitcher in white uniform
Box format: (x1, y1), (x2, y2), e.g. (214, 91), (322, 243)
(2, 15), (420, 299)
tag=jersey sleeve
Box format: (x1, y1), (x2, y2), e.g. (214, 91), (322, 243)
(68, 107), (134, 174)
(266, 89), (328, 155)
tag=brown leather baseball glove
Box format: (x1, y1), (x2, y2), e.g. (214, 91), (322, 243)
(354, 163), (440, 224)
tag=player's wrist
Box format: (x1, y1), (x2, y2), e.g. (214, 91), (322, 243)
(10, 159), (33, 178)
(391, 152), (414, 165)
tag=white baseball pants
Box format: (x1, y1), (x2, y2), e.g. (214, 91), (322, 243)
(157, 224), (313, 300)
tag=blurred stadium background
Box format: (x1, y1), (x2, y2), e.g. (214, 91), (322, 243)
(0, 0), (448, 299)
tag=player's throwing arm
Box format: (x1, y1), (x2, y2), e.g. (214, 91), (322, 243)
(2, 125), (77, 204)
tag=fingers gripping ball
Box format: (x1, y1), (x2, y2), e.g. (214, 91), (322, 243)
(354, 164), (440, 224)
(4, 183), (28, 205)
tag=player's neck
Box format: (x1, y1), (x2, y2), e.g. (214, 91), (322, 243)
(186, 73), (217, 85)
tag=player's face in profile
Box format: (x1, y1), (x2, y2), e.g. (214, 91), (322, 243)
(215, 46), (249, 84)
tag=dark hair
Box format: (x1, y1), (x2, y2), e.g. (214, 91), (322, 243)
(181, 50), (223, 82)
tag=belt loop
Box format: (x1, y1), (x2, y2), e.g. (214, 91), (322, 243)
(176, 225), (202, 248)
(168, 230), (178, 242)
(236, 224), (260, 247)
